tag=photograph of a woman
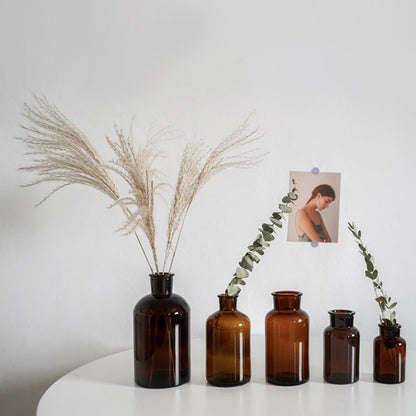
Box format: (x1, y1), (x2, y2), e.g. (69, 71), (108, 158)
(296, 184), (335, 242)
(287, 171), (341, 243)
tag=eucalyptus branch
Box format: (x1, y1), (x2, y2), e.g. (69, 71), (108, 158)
(226, 182), (299, 296)
(347, 222), (398, 325)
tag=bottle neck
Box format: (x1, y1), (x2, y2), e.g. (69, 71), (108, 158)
(272, 291), (302, 310)
(218, 294), (238, 311)
(329, 310), (355, 328)
(150, 273), (174, 297)
(379, 323), (401, 338)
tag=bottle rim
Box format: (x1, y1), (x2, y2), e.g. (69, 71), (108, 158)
(272, 290), (302, 297)
(378, 322), (401, 329)
(149, 272), (175, 278)
(328, 309), (355, 316)
(218, 293), (239, 298)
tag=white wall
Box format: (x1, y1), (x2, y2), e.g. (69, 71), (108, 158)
(1, 1), (416, 414)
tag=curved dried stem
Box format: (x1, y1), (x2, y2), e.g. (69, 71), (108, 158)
(106, 125), (180, 273)
(18, 96), (155, 273)
(166, 115), (266, 272)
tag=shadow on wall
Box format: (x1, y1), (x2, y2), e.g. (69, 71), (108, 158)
(0, 374), (60, 416)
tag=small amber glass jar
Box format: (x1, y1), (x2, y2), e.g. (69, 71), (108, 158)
(265, 291), (309, 385)
(374, 324), (406, 384)
(324, 310), (360, 384)
(206, 294), (251, 387)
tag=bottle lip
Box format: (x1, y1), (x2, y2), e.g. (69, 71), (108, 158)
(378, 323), (401, 329)
(272, 290), (302, 297)
(218, 293), (238, 298)
(149, 272), (175, 278)
(328, 309), (355, 316)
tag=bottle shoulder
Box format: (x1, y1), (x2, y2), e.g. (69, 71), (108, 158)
(266, 309), (309, 319)
(324, 326), (360, 333)
(134, 293), (190, 314)
(206, 309), (250, 328)
(374, 335), (406, 348)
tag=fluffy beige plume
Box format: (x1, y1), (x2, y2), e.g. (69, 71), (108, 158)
(106, 125), (178, 273)
(18, 96), (156, 273)
(18, 96), (120, 205)
(19, 97), (264, 275)
(165, 117), (265, 272)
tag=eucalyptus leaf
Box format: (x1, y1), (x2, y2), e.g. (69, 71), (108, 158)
(262, 232), (275, 241)
(240, 255), (253, 271)
(254, 236), (267, 246)
(279, 204), (292, 213)
(282, 196), (291, 204)
(227, 285), (241, 296)
(230, 277), (246, 285)
(272, 212), (282, 220)
(262, 223), (274, 233)
(389, 302), (397, 309)
(288, 192), (298, 200)
(246, 252), (260, 263)
(270, 217), (283, 227)
(248, 245), (265, 255)
(365, 258), (374, 272)
(365, 271), (376, 280)
(235, 267), (249, 278)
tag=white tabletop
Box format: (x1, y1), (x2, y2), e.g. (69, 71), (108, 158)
(37, 336), (414, 416)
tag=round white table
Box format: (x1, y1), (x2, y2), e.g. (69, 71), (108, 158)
(37, 336), (413, 416)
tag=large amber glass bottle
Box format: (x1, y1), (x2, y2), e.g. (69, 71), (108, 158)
(324, 310), (360, 384)
(134, 273), (190, 388)
(374, 324), (406, 384)
(265, 291), (309, 386)
(206, 294), (251, 387)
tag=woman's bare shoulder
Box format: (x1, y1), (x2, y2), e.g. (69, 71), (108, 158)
(296, 208), (309, 220)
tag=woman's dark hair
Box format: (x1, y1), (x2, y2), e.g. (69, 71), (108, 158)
(306, 184), (335, 204)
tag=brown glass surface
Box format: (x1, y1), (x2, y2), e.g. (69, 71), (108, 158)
(324, 310), (360, 384)
(206, 295), (251, 387)
(265, 291), (309, 386)
(134, 273), (190, 388)
(374, 324), (406, 384)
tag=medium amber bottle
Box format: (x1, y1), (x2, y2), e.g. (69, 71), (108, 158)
(206, 294), (251, 387)
(134, 273), (190, 388)
(324, 310), (360, 384)
(265, 291), (309, 385)
(374, 324), (406, 384)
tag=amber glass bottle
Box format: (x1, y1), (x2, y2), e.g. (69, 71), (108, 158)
(265, 291), (309, 385)
(324, 310), (359, 384)
(134, 273), (190, 388)
(206, 294), (251, 387)
(374, 324), (406, 384)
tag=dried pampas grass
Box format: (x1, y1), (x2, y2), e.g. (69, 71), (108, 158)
(19, 96), (264, 274)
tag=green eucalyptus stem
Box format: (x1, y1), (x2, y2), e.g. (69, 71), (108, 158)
(226, 182), (299, 296)
(347, 222), (398, 326)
